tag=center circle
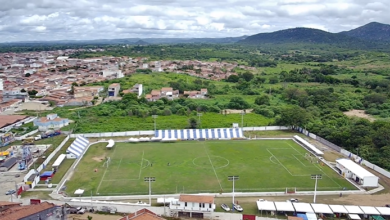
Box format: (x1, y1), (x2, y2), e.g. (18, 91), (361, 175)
(193, 156), (229, 169)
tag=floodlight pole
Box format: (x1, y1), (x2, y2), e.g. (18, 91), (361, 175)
(144, 177), (155, 206)
(228, 176), (239, 211)
(197, 113), (203, 128)
(311, 174), (322, 203)
(152, 115), (158, 132)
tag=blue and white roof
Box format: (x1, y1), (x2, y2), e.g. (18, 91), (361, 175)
(67, 136), (89, 157)
(155, 128), (243, 140)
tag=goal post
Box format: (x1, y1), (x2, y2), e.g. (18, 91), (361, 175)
(102, 157), (111, 168)
(285, 187), (296, 194)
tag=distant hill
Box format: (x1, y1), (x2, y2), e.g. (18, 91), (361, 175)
(237, 26), (387, 49)
(2, 36), (247, 46)
(340, 22), (390, 42)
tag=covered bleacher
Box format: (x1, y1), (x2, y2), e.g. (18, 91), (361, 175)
(155, 128), (243, 140)
(294, 135), (324, 155)
(66, 136), (89, 158)
(256, 200), (390, 219)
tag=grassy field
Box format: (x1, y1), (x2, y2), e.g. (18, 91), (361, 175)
(66, 140), (354, 196)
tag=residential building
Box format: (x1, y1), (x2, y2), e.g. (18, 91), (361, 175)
(183, 88), (208, 99)
(145, 87), (179, 102)
(118, 208), (166, 220)
(33, 114), (69, 131)
(122, 84), (143, 97)
(108, 83), (121, 97)
(73, 86), (104, 98)
(169, 194), (215, 219)
(0, 201), (63, 220)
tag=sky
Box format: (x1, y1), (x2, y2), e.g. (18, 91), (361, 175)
(0, 0), (389, 42)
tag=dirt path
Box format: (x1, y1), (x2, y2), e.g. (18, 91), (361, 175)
(344, 109), (375, 122)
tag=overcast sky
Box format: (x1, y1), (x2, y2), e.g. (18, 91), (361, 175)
(1, 0), (389, 42)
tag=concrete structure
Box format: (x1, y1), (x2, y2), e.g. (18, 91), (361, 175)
(169, 194), (215, 219)
(67, 136), (89, 158)
(123, 84), (143, 98)
(33, 114), (69, 131)
(336, 158), (378, 187)
(108, 83), (121, 97)
(183, 88), (208, 99)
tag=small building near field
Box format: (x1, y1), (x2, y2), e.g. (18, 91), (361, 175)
(33, 114), (69, 131)
(336, 158), (378, 187)
(169, 194), (215, 219)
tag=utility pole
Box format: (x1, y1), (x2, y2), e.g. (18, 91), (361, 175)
(240, 111), (245, 128)
(228, 176), (239, 211)
(311, 174), (322, 203)
(144, 177), (155, 206)
(197, 113), (203, 128)
(152, 115), (158, 132)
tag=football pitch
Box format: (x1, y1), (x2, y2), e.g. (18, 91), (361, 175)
(65, 140), (355, 196)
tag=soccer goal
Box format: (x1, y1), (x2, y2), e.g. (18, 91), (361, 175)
(285, 187), (296, 194)
(102, 157), (111, 168)
(305, 153), (318, 164)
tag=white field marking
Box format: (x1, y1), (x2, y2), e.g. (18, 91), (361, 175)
(269, 156), (279, 165)
(96, 142), (119, 194)
(117, 157), (123, 170)
(192, 156), (230, 169)
(266, 149), (309, 177)
(291, 154), (317, 168)
(138, 151), (145, 180)
(286, 141), (343, 188)
(203, 143), (223, 191)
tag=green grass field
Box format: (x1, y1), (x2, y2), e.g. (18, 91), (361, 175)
(65, 140), (355, 196)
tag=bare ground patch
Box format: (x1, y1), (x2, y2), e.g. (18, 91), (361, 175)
(223, 109), (253, 114)
(344, 109), (375, 122)
(92, 155), (106, 162)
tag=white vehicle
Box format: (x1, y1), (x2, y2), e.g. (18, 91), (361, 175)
(258, 199), (265, 202)
(34, 135), (41, 140)
(233, 204), (243, 212)
(287, 198), (299, 203)
(221, 204), (230, 212)
(77, 208), (86, 214)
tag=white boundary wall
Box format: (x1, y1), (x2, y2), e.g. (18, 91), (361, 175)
(14, 129), (39, 141)
(36, 135), (70, 173)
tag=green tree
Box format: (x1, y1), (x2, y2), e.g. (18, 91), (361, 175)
(269, 76), (279, 84)
(276, 105), (310, 127)
(187, 117), (198, 129)
(227, 97), (250, 109)
(241, 71), (254, 82)
(226, 75), (239, 83)
(25, 73), (31, 77)
(254, 95), (270, 106)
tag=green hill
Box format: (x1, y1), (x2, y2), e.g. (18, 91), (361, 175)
(340, 22), (390, 42)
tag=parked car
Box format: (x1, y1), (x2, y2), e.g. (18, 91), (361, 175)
(5, 190), (16, 195)
(288, 198), (299, 203)
(221, 204), (230, 212)
(77, 208), (86, 214)
(258, 199), (266, 202)
(233, 204), (243, 212)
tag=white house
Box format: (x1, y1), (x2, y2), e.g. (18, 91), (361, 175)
(169, 194), (215, 219)
(33, 114), (69, 131)
(336, 158), (378, 187)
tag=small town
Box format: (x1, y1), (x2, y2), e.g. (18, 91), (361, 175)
(0, 49), (255, 112)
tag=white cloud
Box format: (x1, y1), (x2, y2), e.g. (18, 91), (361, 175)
(0, 0), (389, 42)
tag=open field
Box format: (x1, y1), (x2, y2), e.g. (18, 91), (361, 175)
(65, 140), (354, 196)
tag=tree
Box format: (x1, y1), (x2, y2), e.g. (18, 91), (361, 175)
(227, 97), (250, 109)
(269, 76), (279, 84)
(25, 73), (31, 77)
(28, 90), (38, 96)
(276, 105), (310, 127)
(20, 88), (26, 93)
(241, 72), (254, 82)
(187, 117), (198, 129)
(255, 95), (270, 106)
(226, 75), (239, 83)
